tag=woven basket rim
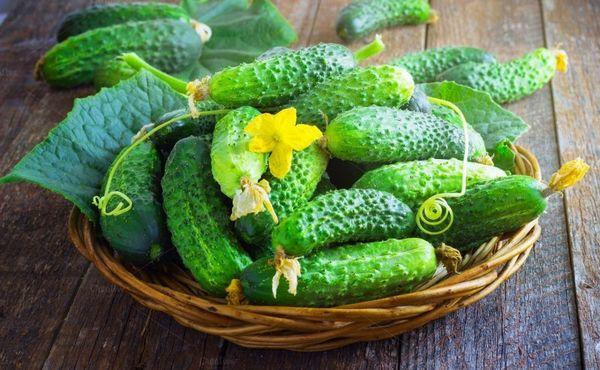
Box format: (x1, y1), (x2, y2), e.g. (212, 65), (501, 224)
(68, 145), (542, 351)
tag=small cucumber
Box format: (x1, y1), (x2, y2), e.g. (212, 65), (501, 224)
(210, 107), (266, 198)
(325, 106), (488, 164)
(290, 65), (414, 128)
(239, 238), (437, 307)
(437, 48), (567, 104)
(57, 2), (189, 41)
(93, 59), (136, 89)
(272, 188), (415, 257)
(99, 141), (170, 264)
(390, 46), (496, 83)
(234, 144), (329, 257)
(162, 136), (252, 297)
(353, 159), (506, 209)
(337, 0), (433, 42)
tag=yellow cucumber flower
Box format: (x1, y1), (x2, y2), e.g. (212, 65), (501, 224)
(245, 107), (322, 179)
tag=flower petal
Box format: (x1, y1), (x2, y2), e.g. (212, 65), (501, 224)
(273, 107), (297, 129)
(269, 143), (293, 179)
(245, 114), (276, 137)
(282, 124), (323, 151)
(248, 136), (276, 153)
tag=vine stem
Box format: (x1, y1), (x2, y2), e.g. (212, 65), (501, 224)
(120, 52), (189, 94)
(354, 34), (385, 62)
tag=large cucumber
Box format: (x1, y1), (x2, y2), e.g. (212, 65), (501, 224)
(325, 106), (488, 164)
(239, 238), (437, 307)
(162, 136), (252, 297)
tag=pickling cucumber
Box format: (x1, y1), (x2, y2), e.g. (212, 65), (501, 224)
(238, 238), (437, 307)
(99, 141), (170, 264)
(162, 136), (252, 297)
(37, 19), (203, 88)
(57, 2), (189, 41)
(437, 48), (568, 104)
(337, 0), (434, 42)
(390, 46), (496, 83)
(353, 159), (506, 209)
(325, 106), (488, 164)
(272, 188), (415, 257)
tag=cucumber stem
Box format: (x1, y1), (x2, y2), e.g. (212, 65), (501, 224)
(354, 34), (385, 62)
(120, 52), (188, 94)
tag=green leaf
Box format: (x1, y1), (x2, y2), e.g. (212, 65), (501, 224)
(0, 71), (186, 221)
(180, 0), (297, 79)
(491, 139), (516, 173)
(420, 81), (529, 150)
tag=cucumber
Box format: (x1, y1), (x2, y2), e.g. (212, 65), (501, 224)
(256, 46), (292, 61)
(353, 159), (506, 209)
(99, 141), (170, 264)
(437, 48), (568, 104)
(57, 2), (189, 41)
(162, 136), (252, 297)
(404, 85), (432, 113)
(93, 59), (136, 89)
(390, 46), (496, 84)
(313, 172), (336, 196)
(234, 144), (329, 257)
(239, 238), (437, 307)
(336, 0), (433, 42)
(37, 19), (203, 88)
(210, 107), (266, 198)
(272, 188), (415, 257)
(289, 65), (414, 128)
(325, 106), (488, 164)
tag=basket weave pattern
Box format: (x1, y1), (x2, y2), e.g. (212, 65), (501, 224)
(69, 146), (542, 351)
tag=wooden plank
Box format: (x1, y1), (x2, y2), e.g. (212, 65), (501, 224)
(541, 0), (600, 367)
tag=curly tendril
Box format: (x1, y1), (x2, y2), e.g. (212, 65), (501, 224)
(416, 97), (469, 235)
(92, 191), (133, 216)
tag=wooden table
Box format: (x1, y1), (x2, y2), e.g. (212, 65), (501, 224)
(0, 0), (598, 368)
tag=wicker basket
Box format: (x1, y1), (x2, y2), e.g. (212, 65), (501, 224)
(68, 145), (542, 351)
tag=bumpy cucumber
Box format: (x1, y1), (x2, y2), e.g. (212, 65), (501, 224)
(390, 46), (496, 83)
(256, 46), (292, 61)
(38, 19), (202, 88)
(417, 175), (547, 250)
(325, 106), (487, 164)
(162, 136), (252, 297)
(272, 188), (415, 257)
(337, 0), (433, 42)
(234, 144), (329, 257)
(240, 238), (437, 307)
(210, 107), (266, 198)
(290, 65), (414, 128)
(208, 43), (357, 108)
(99, 141), (170, 264)
(437, 48), (567, 104)
(354, 159), (506, 209)
(93, 59), (136, 88)
(57, 2), (189, 41)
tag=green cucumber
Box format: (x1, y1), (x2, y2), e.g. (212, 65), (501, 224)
(290, 65), (414, 128)
(234, 144), (329, 257)
(93, 59), (136, 89)
(162, 136), (252, 297)
(240, 238), (437, 307)
(210, 107), (266, 198)
(353, 159), (506, 209)
(336, 0), (434, 42)
(437, 48), (567, 104)
(256, 46), (292, 61)
(325, 106), (488, 164)
(313, 172), (336, 196)
(99, 141), (170, 264)
(272, 188), (415, 257)
(57, 2), (189, 41)
(390, 46), (496, 84)
(37, 19), (203, 88)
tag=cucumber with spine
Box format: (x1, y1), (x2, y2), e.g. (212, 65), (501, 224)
(234, 144), (329, 257)
(289, 65), (414, 129)
(390, 46), (496, 84)
(272, 188), (415, 257)
(99, 141), (170, 264)
(337, 0), (434, 42)
(437, 48), (568, 104)
(238, 238), (437, 307)
(325, 106), (488, 164)
(37, 19), (203, 88)
(353, 159), (506, 209)
(57, 2), (189, 41)
(162, 136), (252, 297)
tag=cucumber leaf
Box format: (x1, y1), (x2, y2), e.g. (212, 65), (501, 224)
(180, 0), (297, 79)
(0, 71), (186, 221)
(420, 81), (529, 150)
